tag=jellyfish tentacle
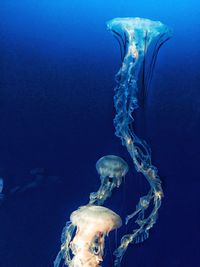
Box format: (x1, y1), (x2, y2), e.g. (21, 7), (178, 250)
(145, 32), (171, 93)
(111, 31), (125, 62)
(54, 222), (75, 267)
(140, 30), (148, 106)
(107, 17), (171, 266)
(89, 175), (117, 205)
(125, 189), (153, 225)
(113, 35), (124, 62)
(110, 29), (127, 60)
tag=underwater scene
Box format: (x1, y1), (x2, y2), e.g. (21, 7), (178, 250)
(0, 1), (200, 267)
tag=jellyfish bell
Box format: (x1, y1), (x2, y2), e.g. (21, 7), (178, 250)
(70, 205), (122, 267)
(107, 17), (171, 63)
(89, 155), (129, 205)
(107, 17), (170, 41)
(96, 155), (129, 180)
(71, 205), (122, 233)
(107, 17), (172, 106)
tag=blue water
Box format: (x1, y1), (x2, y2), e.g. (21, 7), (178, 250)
(0, 1), (199, 266)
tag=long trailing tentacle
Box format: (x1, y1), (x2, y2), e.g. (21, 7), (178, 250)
(144, 32), (171, 93)
(54, 222), (75, 267)
(111, 29), (127, 61)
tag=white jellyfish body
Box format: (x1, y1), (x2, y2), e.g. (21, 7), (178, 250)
(54, 206), (122, 267)
(96, 155), (129, 179)
(70, 205), (122, 267)
(89, 155), (129, 205)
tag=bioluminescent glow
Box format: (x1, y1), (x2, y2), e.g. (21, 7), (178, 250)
(54, 17), (171, 267)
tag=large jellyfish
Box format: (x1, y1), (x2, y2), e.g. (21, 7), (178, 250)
(107, 17), (171, 266)
(54, 205), (122, 267)
(54, 17), (171, 267)
(70, 205), (121, 267)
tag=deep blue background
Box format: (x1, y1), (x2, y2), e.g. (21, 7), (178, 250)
(0, 1), (200, 266)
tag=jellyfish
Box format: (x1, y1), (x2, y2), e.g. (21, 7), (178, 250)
(89, 155), (129, 205)
(54, 155), (128, 267)
(106, 17), (172, 266)
(54, 205), (122, 267)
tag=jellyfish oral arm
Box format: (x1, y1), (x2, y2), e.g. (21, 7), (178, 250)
(54, 222), (75, 267)
(89, 176), (116, 205)
(70, 225), (105, 267)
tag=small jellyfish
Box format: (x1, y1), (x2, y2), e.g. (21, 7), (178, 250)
(70, 205), (121, 267)
(96, 155), (129, 179)
(89, 155), (129, 205)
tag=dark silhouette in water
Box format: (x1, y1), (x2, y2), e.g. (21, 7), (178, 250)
(0, 168), (62, 202)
